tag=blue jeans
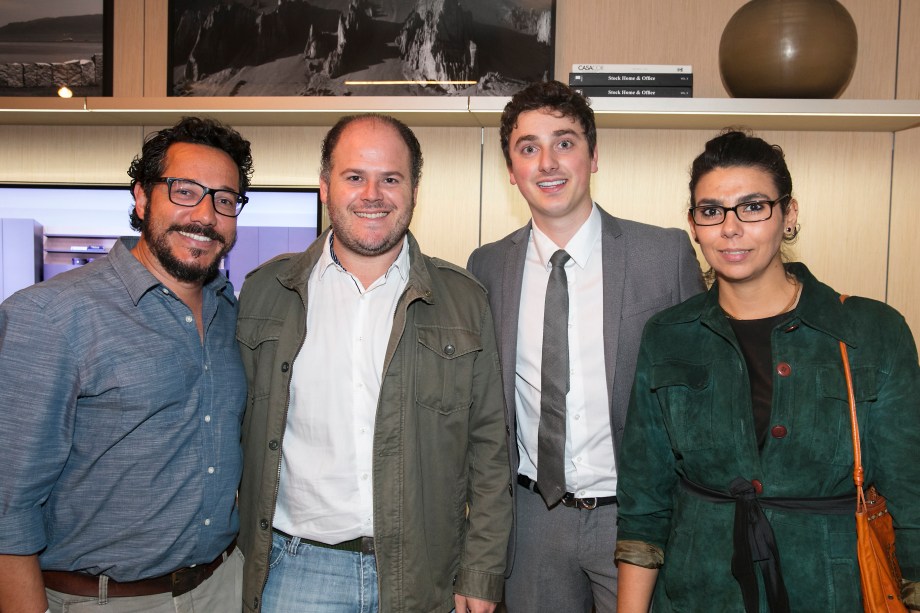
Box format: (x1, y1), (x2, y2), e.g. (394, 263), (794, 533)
(262, 531), (379, 613)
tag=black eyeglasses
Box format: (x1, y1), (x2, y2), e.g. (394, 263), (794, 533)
(153, 177), (248, 217)
(689, 194), (790, 226)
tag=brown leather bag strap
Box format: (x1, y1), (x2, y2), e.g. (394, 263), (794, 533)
(839, 294), (869, 511)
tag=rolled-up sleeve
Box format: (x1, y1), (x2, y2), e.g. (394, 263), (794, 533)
(0, 292), (79, 555)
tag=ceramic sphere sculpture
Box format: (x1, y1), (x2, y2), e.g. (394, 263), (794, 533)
(719, 0), (858, 98)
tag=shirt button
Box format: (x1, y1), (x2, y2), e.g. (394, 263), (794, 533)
(362, 473), (369, 480)
(573, 414), (581, 421)
(208, 466), (215, 474)
(185, 315), (193, 323)
(776, 362), (792, 377)
(751, 479), (764, 494)
(771, 425), (788, 439)
(204, 518), (211, 526)
(162, 288), (169, 295)
(204, 364), (209, 371)
(204, 415), (211, 423)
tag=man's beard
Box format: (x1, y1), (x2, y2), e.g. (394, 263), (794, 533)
(142, 219), (235, 284)
(327, 199), (415, 258)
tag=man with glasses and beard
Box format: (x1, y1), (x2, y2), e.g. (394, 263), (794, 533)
(0, 117), (251, 613)
(236, 113), (511, 613)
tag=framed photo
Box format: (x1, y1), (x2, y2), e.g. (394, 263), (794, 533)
(168, 0), (554, 97)
(0, 0), (111, 97)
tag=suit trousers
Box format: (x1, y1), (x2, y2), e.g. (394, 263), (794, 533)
(505, 481), (618, 612)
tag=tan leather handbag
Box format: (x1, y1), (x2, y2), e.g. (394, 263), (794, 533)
(840, 295), (906, 613)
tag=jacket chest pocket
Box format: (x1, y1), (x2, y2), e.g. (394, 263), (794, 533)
(415, 325), (481, 415)
(650, 361), (716, 451)
(812, 364), (878, 466)
(236, 316), (285, 399)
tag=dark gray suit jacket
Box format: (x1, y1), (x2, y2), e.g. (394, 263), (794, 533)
(466, 205), (704, 569)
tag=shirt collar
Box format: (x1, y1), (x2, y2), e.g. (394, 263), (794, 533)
(319, 232), (411, 283)
(531, 202), (601, 270)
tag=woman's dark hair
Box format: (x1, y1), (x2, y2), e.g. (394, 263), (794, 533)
(500, 80), (597, 167)
(689, 129), (793, 215)
(127, 116), (254, 231)
(320, 113), (423, 187)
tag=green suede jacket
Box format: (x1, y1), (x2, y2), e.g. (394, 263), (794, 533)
(235, 231), (511, 613)
(616, 263), (920, 611)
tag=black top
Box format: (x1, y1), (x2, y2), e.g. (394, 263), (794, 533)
(728, 311), (794, 451)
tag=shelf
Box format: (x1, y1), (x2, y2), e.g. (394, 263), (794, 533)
(2, 96), (919, 132)
(471, 97), (920, 132)
(0, 96), (477, 127)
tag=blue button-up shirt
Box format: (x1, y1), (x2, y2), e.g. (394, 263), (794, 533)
(0, 240), (245, 581)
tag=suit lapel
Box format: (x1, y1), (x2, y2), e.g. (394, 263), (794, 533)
(599, 207), (625, 419)
(500, 224), (530, 425)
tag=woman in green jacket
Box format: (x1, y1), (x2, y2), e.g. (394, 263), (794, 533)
(615, 131), (920, 612)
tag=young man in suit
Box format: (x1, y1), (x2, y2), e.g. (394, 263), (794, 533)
(466, 81), (704, 612)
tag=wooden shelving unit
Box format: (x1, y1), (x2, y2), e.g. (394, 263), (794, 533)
(2, 96), (920, 132)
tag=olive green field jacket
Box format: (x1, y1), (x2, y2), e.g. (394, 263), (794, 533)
(235, 230), (511, 613)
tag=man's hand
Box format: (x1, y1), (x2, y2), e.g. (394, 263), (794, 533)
(453, 594), (498, 613)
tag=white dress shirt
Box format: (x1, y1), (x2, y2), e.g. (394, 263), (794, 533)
(274, 235), (410, 543)
(515, 204), (616, 497)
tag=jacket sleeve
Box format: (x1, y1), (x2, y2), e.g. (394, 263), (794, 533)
(866, 309), (920, 582)
(615, 330), (678, 557)
(0, 293), (79, 555)
(453, 301), (512, 602)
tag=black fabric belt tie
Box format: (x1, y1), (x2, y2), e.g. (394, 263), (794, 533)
(517, 474), (617, 510)
(682, 476), (854, 613)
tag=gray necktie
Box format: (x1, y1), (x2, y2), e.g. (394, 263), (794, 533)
(537, 249), (571, 507)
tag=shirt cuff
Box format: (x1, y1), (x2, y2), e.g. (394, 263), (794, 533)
(0, 506), (47, 555)
(614, 539), (664, 569)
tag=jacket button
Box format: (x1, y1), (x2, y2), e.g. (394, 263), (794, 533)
(771, 425), (788, 439)
(506, 425), (511, 436)
(268, 440), (279, 450)
(259, 519), (269, 530)
(776, 362), (792, 377)
(751, 479), (763, 494)
(784, 324), (799, 333)
(444, 344), (455, 356)
(281, 362), (290, 372)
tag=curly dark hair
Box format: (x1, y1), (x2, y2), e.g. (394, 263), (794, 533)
(499, 80), (597, 167)
(320, 113), (423, 187)
(127, 116), (253, 231)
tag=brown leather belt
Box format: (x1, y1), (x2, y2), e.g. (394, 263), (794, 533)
(42, 538), (236, 598)
(517, 474), (617, 510)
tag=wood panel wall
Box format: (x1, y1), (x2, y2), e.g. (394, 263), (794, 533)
(1, 0), (917, 343)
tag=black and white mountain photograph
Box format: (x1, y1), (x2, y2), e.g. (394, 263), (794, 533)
(169, 0), (554, 96)
(0, 0), (106, 97)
